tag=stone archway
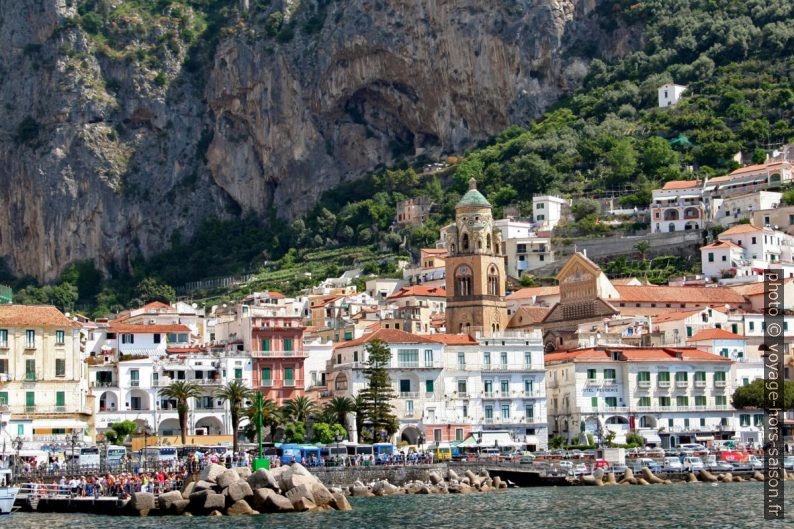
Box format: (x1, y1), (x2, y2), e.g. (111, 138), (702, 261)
(195, 416), (224, 436)
(158, 418), (180, 436)
(99, 391), (118, 412)
(400, 426), (421, 445)
(638, 415), (658, 429)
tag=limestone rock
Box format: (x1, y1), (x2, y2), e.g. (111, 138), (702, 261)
(159, 490), (185, 511)
(311, 482), (334, 507)
(233, 467), (252, 480)
(331, 492), (353, 512)
(428, 471), (443, 485)
(181, 481), (196, 499)
(170, 500), (190, 515)
(351, 486), (373, 497)
(203, 493), (227, 512)
(200, 463), (227, 483)
(248, 468), (280, 490)
(209, 510), (223, 517)
(448, 469), (459, 481)
(291, 497), (317, 512)
(227, 481), (254, 503)
(216, 469), (240, 489)
(130, 492), (156, 517)
(226, 499), (256, 516)
(285, 483), (316, 507)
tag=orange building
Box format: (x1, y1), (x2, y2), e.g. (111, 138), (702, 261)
(250, 315), (306, 405)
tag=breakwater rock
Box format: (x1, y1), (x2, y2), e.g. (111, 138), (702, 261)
(341, 468), (507, 497)
(128, 463), (351, 517)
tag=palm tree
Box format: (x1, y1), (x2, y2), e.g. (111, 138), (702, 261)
(158, 381), (202, 445)
(325, 396), (355, 431)
(634, 240), (650, 262)
(216, 380), (251, 453)
(245, 394), (281, 441)
(282, 395), (318, 423)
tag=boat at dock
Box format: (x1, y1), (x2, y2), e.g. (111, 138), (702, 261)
(0, 468), (19, 514)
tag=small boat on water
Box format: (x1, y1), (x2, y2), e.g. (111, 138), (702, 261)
(0, 468), (19, 514)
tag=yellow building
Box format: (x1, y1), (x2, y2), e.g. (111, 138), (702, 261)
(443, 178), (508, 335)
(0, 305), (91, 445)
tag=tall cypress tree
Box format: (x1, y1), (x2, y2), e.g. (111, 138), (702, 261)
(359, 339), (398, 442)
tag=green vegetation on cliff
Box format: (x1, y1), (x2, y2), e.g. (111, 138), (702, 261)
(11, 0), (794, 314)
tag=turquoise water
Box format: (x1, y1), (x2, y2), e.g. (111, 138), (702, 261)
(6, 482), (793, 528)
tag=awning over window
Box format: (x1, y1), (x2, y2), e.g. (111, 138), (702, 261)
(639, 430), (662, 445)
(31, 419), (88, 430)
(695, 435), (715, 442)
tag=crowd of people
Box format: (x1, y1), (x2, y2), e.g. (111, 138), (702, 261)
(24, 470), (188, 499)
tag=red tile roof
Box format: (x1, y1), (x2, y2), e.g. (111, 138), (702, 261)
(107, 323), (192, 333)
(508, 306), (550, 327)
(545, 346), (731, 364)
(333, 327), (437, 349)
(701, 240), (742, 250)
(651, 309), (702, 323)
(140, 301), (170, 310)
(729, 161), (787, 175)
(687, 328), (745, 342)
(422, 249), (448, 255)
(615, 285), (746, 304)
(425, 333), (478, 345)
(662, 180), (699, 190)
(506, 286), (560, 300)
(720, 223), (763, 236)
(0, 305), (78, 327)
(387, 285), (447, 299)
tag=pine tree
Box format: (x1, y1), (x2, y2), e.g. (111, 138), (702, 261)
(358, 339), (398, 442)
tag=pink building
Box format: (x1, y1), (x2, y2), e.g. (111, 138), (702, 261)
(250, 315), (306, 405)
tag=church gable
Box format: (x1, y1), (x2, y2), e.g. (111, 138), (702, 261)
(542, 298), (618, 325)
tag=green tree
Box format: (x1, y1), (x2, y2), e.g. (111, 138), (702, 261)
(571, 198), (600, 221)
(311, 422), (347, 444)
(732, 379), (794, 410)
(324, 396), (355, 433)
(548, 435), (565, 449)
(215, 380), (251, 453)
(641, 137), (678, 178)
(106, 420), (137, 445)
(519, 274), (536, 287)
(282, 395), (318, 423)
(134, 277), (176, 304)
(158, 381), (202, 445)
(634, 240), (650, 262)
(284, 421), (306, 443)
(359, 339), (399, 442)
(245, 394), (281, 442)
(604, 138), (637, 185)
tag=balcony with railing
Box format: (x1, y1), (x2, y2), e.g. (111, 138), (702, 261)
(637, 380), (652, 389)
(658, 380), (671, 388)
(714, 380), (727, 388)
(675, 380), (689, 388)
(395, 361), (443, 369)
(90, 380), (117, 388)
(694, 380), (707, 388)
(251, 350), (307, 358)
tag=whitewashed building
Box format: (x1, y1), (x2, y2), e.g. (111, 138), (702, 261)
(658, 83), (687, 107)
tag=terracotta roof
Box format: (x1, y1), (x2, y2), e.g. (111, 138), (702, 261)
(107, 323), (192, 333)
(729, 278), (793, 297)
(720, 223), (763, 236)
(662, 180), (699, 190)
(310, 296), (341, 308)
(707, 174), (732, 184)
(364, 322), (382, 332)
(729, 161), (787, 175)
(650, 309), (702, 323)
(506, 286), (560, 300)
(387, 285), (447, 299)
(687, 328), (746, 342)
(701, 240), (742, 250)
(617, 306), (693, 317)
(425, 333), (478, 345)
(140, 301), (170, 310)
(545, 346), (731, 364)
(508, 306), (550, 328)
(422, 249), (448, 255)
(0, 305), (77, 327)
(333, 327), (437, 349)
(615, 285), (746, 304)
(611, 278), (642, 286)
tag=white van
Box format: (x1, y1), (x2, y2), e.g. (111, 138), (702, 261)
(106, 445), (126, 465)
(77, 446), (101, 467)
(141, 446), (178, 464)
(682, 456), (704, 471)
(663, 457), (683, 471)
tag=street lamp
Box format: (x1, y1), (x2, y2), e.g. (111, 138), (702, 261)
(13, 436), (23, 472)
(334, 433), (342, 467)
(70, 432), (80, 472)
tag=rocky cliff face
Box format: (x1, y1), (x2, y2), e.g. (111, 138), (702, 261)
(0, 0), (636, 281)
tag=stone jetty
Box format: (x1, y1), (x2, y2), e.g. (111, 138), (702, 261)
(128, 463), (351, 516)
(576, 467), (793, 488)
(346, 467), (507, 497)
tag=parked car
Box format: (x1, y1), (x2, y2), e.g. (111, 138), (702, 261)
(644, 448), (665, 458)
(704, 456), (734, 472)
(573, 463), (589, 475)
(519, 456), (535, 465)
(682, 456), (705, 472)
(610, 463), (628, 475)
(663, 457), (684, 472)
(632, 458), (662, 473)
(735, 455), (763, 470)
(559, 460), (573, 471)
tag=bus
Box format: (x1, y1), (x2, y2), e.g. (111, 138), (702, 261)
(141, 446), (178, 465)
(77, 446), (101, 467)
(431, 443), (452, 461)
(373, 443), (395, 463)
(299, 445), (321, 466)
(277, 444), (302, 464)
(106, 446), (126, 466)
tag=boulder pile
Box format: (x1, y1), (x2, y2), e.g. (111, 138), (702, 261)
(127, 463), (352, 517)
(345, 468), (507, 497)
(579, 466), (794, 487)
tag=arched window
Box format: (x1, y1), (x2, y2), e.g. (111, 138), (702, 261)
(455, 265), (473, 297)
(462, 233), (470, 252)
(668, 223), (676, 232)
(487, 265), (500, 296)
(477, 238), (482, 250)
(486, 233), (491, 251)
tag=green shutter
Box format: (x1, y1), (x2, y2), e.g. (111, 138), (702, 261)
(234, 368), (242, 380)
(284, 338), (293, 351)
(56, 391), (65, 407)
(0, 392), (7, 405)
(26, 391), (35, 407)
(262, 339), (270, 352)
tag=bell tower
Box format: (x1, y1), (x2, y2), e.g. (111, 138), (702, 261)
(443, 178), (508, 336)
